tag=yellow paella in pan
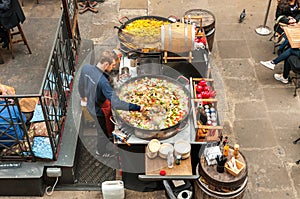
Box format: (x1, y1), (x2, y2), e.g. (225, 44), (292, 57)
(115, 16), (172, 53)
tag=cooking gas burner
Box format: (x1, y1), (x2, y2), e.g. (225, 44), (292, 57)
(118, 123), (135, 136)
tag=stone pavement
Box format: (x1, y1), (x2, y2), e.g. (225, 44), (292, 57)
(0, 0), (299, 198)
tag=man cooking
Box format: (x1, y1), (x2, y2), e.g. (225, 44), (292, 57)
(78, 50), (144, 158)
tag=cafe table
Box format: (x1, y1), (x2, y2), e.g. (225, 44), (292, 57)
(138, 153), (199, 181)
(283, 23), (300, 48)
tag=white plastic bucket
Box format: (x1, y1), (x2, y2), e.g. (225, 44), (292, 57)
(102, 180), (124, 199)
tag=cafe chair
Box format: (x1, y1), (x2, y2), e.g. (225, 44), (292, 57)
(269, 15), (287, 54)
(293, 125), (300, 164)
(287, 55), (300, 97)
(7, 24), (32, 59)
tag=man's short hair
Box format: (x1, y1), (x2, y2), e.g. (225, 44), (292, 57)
(99, 50), (118, 65)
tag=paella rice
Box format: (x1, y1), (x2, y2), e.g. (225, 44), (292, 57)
(117, 77), (189, 130)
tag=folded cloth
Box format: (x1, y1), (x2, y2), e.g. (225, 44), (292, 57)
(32, 136), (54, 159)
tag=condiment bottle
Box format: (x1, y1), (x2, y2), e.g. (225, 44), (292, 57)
(222, 136), (228, 147)
(167, 151), (174, 168)
(223, 144), (229, 157)
(175, 155), (181, 165)
(234, 144), (240, 159)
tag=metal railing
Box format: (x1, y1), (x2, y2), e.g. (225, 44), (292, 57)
(0, 13), (80, 161)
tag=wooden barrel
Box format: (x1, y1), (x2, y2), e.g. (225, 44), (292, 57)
(161, 22), (195, 53)
(194, 176), (247, 199)
(184, 9), (216, 52)
(194, 147), (248, 199)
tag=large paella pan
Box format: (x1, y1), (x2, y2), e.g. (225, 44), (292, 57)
(114, 16), (172, 54)
(113, 74), (191, 139)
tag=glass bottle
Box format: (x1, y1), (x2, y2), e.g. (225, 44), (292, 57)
(175, 155), (181, 165)
(223, 144), (229, 157)
(167, 151), (174, 168)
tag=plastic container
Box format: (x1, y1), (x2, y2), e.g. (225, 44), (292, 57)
(102, 180), (124, 199)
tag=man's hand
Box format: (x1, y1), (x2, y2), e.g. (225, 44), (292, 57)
(140, 105), (146, 112)
(81, 97), (87, 106)
(288, 17), (296, 24)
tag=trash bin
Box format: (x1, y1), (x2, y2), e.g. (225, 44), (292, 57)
(184, 9), (216, 52)
(163, 180), (193, 199)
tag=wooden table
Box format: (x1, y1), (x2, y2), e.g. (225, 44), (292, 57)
(146, 155), (192, 176)
(283, 24), (300, 48)
(138, 150), (199, 181)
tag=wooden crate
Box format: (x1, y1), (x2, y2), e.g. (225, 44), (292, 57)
(191, 99), (223, 143)
(190, 77), (216, 99)
(225, 159), (245, 177)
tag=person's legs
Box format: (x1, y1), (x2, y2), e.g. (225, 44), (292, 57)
(283, 59), (292, 79)
(274, 59), (290, 84)
(273, 48), (293, 64)
(95, 116), (115, 157)
(277, 34), (290, 54)
(261, 48), (300, 70)
(289, 48), (300, 57)
(260, 48), (292, 70)
(96, 116), (107, 151)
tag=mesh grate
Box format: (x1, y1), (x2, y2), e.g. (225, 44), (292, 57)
(75, 133), (116, 185)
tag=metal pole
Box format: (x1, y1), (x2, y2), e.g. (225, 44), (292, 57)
(255, 0), (272, 35)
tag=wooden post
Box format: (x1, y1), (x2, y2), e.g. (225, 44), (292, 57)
(61, 0), (79, 39)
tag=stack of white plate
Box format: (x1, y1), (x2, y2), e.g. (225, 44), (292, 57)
(158, 143), (174, 159)
(146, 139), (161, 159)
(174, 140), (191, 159)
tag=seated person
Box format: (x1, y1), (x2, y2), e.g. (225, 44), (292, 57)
(0, 0), (26, 49)
(274, 0), (300, 35)
(0, 0), (11, 49)
(273, 54), (300, 83)
(0, 90), (26, 148)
